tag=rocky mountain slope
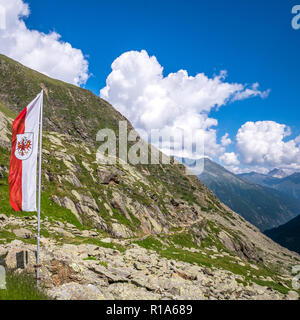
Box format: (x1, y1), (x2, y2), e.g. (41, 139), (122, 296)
(197, 158), (300, 231)
(239, 172), (300, 201)
(265, 214), (300, 255)
(0, 54), (300, 300)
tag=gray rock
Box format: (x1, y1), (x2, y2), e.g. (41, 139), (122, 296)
(60, 197), (82, 224)
(80, 230), (99, 238)
(98, 169), (120, 185)
(0, 214), (8, 222)
(78, 194), (98, 212)
(13, 228), (33, 239)
(110, 223), (134, 238)
(48, 282), (106, 300)
(64, 173), (82, 188)
(53, 227), (75, 238)
(5, 247), (36, 272)
(287, 290), (299, 300)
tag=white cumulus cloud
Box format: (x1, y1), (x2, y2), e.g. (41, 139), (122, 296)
(100, 50), (268, 158)
(236, 121), (300, 169)
(219, 152), (240, 166)
(221, 133), (232, 146)
(0, 0), (89, 85)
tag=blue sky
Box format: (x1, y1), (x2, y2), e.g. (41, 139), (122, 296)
(1, 0), (300, 173)
(25, 0), (300, 137)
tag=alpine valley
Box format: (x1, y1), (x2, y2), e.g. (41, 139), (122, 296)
(197, 158), (300, 231)
(0, 54), (300, 300)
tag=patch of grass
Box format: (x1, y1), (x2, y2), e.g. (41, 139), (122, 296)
(0, 101), (16, 119)
(169, 233), (199, 249)
(126, 208), (141, 228)
(0, 229), (36, 245)
(134, 236), (164, 251)
(169, 226), (183, 232)
(236, 278), (248, 287)
(251, 278), (289, 295)
(82, 257), (107, 268)
(83, 256), (97, 261)
(99, 261), (108, 268)
(40, 228), (51, 238)
(0, 271), (52, 300)
(111, 208), (136, 232)
(40, 191), (82, 229)
(0, 230), (17, 244)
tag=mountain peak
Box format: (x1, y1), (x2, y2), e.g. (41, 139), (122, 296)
(268, 168), (291, 178)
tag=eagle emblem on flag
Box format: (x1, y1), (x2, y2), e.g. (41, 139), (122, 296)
(15, 133), (34, 160)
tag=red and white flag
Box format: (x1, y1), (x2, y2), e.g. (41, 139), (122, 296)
(9, 91), (43, 212)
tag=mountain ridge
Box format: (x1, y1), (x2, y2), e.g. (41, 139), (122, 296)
(0, 54), (300, 299)
(239, 171), (300, 201)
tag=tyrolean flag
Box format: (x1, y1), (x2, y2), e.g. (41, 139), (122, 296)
(9, 91), (43, 212)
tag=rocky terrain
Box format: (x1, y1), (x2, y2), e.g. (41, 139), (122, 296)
(0, 54), (300, 300)
(0, 214), (299, 300)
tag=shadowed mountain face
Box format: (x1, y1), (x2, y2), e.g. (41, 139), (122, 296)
(239, 172), (300, 201)
(198, 158), (300, 231)
(265, 214), (300, 254)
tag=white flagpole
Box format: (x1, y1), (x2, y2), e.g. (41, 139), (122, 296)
(36, 89), (43, 286)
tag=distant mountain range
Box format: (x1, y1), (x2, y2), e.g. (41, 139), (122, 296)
(268, 168), (292, 179)
(238, 171), (300, 200)
(197, 159), (300, 231)
(265, 214), (300, 254)
(239, 168), (300, 254)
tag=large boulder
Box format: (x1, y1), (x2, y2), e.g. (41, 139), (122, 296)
(49, 260), (77, 286)
(110, 223), (134, 238)
(71, 190), (99, 211)
(48, 282), (107, 300)
(13, 228), (33, 239)
(5, 247), (36, 273)
(97, 169), (120, 185)
(64, 173), (82, 188)
(219, 231), (262, 263)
